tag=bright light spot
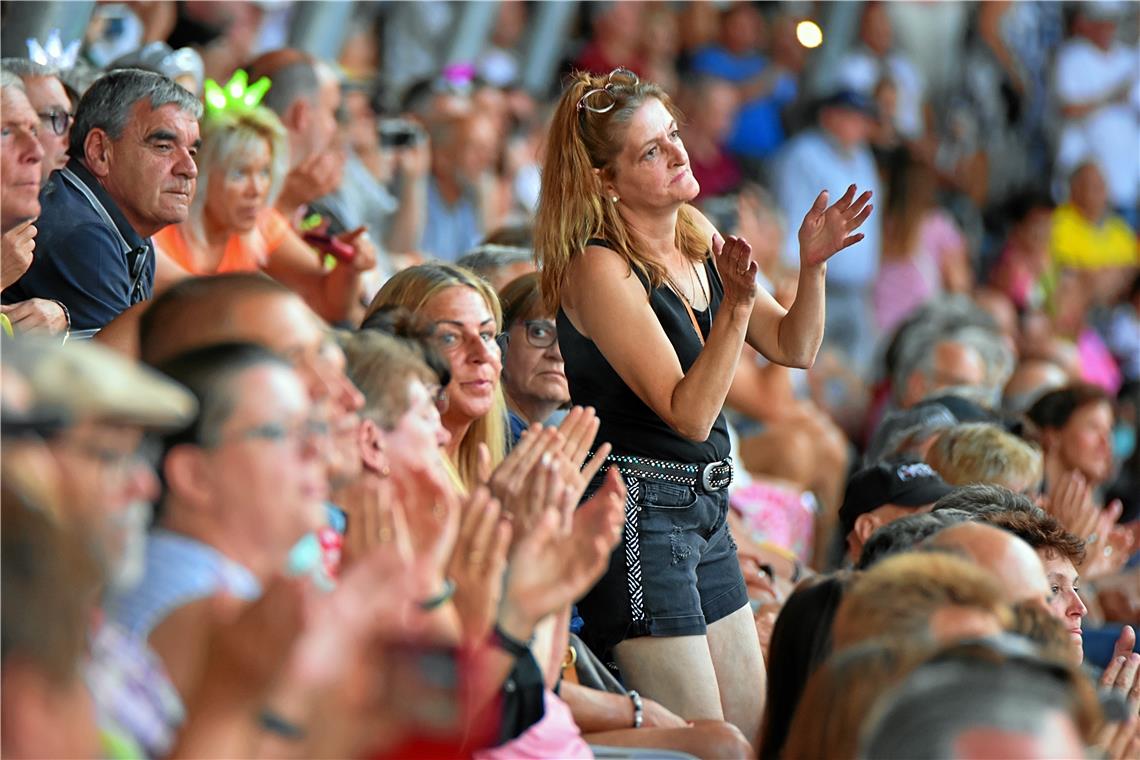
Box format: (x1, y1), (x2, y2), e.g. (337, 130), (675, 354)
(797, 20), (823, 49)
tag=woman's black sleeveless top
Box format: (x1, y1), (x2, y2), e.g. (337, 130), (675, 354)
(556, 239), (731, 463)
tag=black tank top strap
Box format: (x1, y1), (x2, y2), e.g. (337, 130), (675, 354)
(586, 237), (613, 249)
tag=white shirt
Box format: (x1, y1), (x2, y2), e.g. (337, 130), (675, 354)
(1054, 38), (1140, 208)
(836, 47), (926, 139)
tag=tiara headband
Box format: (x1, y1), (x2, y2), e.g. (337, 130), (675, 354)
(203, 69), (272, 116)
(27, 29), (81, 70)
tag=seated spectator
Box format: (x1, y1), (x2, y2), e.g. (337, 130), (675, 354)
(680, 77), (742, 200)
(924, 422), (1043, 494)
(574, 1), (645, 77)
(988, 192), (1054, 311)
(0, 59), (71, 180)
(832, 552), (1009, 649)
(1051, 162), (1138, 276)
(834, 1), (926, 141)
(863, 399), (959, 466)
(498, 272), (569, 442)
(1053, 1), (1139, 223)
(783, 637), (931, 760)
(874, 153), (971, 336)
(978, 509), (1087, 664)
(1002, 358), (1070, 416)
(1026, 383), (1115, 491)
(0, 71), (67, 336)
(861, 640), (1097, 759)
(924, 522), (1051, 609)
(758, 572), (854, 760)
(151, 83), (375, 324)
(1, 496), (102, 760)
(111, 342), (327, 698)
(690, 3), (797, 169)
(855, 510), (973, 570)
(889, 327), (992, 410)
(420, 112), (500, 261)
(456, 242), (535, 292)
(774, 89), (882, 372)
(838, 460), (954, 565)
(7, 336), (196, 756)
(3, 69), (201, 331)
(364, 263), (506, 491)
(246, 49), (343, 223)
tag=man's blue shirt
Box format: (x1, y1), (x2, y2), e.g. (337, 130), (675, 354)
(3, 159), (155, 330)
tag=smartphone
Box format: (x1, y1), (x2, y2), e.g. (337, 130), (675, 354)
(378, 118), (424, 149)
(301, 230), (356, 264)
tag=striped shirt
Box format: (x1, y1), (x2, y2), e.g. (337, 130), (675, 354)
(108, 529), (261, 641)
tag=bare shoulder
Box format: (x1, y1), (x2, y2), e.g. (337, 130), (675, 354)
(565, 243), (642, 303)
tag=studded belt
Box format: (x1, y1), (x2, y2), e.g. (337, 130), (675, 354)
(592, 452), (734, 492)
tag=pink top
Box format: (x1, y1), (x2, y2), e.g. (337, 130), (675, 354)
(873, 211), (965, 335)
(475, 691), (593, 760)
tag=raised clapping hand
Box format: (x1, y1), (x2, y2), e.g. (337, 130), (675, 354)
(713, 233), (758, 311)
(797, 184), (874, 269)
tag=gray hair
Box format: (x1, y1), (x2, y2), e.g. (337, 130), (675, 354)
(864, 402), (958, 466)
(0, 58), (57, 79)
(855, 510), (972, 570)
(890, 297), (1012, 408)
(859, 658), (1079, 759)
(69, 68), (202, 158)
(931, 483), (1043, 517)
(0, 69), (24, 93)
(456, 244), (533, 278)
(259, 59), (322, 116)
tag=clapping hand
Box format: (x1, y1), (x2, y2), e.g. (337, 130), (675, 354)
(798, 184), (873, 268)
(1, 220), (36, 289)
(713, 233), (758, 311)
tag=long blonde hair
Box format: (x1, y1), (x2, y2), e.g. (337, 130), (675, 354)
(362, 264), (506, 492)
(535, 70), (709, 314)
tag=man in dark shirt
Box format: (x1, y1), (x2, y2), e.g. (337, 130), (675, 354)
(4, 69), (201, 331)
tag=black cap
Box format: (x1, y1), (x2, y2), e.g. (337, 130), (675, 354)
(818, 88), (879, 120)
(840, 460), (955, 535)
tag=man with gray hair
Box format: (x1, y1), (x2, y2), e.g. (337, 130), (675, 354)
(3, 68), (201, 331)
(859, 649), (1088, 759)
(246, 49), (342, 220)
(0, 58), (71, 181)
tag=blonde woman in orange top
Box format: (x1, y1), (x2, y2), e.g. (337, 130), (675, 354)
(153, 104), (375, 324)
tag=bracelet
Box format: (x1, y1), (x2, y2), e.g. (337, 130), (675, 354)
(418, 578), (456, 610)
(257, 709), (307, 741)
(50, 299), (70, 343)
(491, 622), (533, 658)
(628, 689), (644, 728)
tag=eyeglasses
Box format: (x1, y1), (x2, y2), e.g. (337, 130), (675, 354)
(37, 108), (72, 137)
(211, 417), (330, 449)
(576, 67), (640, 114)
(426, 384), (449, 415)
(54, 436), (162, 478)
(500, 320), (558, 350)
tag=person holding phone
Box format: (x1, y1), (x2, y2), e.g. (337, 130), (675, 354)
(535, 67), (872, 748)
(152, 81), (375, 325)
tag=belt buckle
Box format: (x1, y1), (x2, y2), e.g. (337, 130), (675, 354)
(700, 459), (730, 492)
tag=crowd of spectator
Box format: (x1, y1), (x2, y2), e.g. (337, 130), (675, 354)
(1, 0), (1138, 758)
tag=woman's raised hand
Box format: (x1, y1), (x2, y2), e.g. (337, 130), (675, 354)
(713, 232), (758, 310)
(798, 184), (874, 268)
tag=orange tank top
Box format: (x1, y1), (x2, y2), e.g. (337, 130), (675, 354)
(154, 207), (291, 275)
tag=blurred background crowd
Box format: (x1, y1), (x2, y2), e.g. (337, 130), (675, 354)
(1, 1), (1139, 758)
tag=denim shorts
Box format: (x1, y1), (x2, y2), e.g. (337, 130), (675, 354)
(575, 470), (750, 663)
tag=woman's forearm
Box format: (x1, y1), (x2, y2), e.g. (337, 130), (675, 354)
(666, 303), (751, 441)
(774, 264), (827, 369)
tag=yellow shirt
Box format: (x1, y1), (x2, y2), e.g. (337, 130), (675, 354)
(1051, 203), (1138, 269)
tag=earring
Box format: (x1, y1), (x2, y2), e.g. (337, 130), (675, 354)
(380, 463), (391, 478)
(611, 195), (619, 203)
